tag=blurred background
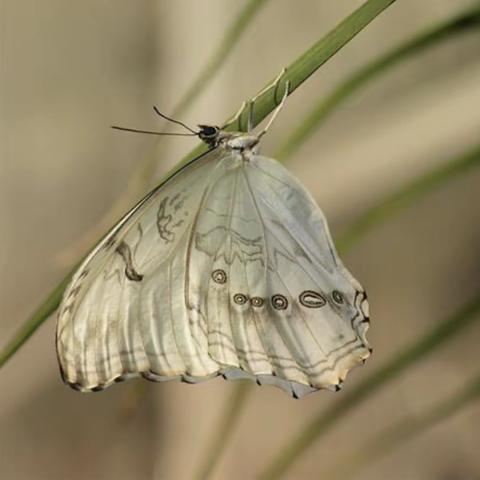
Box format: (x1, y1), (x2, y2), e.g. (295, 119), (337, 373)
(1, 1), (480, 479)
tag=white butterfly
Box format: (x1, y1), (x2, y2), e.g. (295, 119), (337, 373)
(56, 86), (370, 399)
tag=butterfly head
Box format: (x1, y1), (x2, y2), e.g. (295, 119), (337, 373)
(197, 124), (221, 147)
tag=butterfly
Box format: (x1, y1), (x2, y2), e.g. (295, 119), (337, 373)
(56, 82), (371, 399)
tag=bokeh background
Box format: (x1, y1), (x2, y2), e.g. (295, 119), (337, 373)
(1, 1), (480, 479)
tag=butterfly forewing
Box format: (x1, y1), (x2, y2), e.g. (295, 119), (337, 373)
(57, 148), (224, 389)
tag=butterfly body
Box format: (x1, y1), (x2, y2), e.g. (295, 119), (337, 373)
(56, 126), (370, 398)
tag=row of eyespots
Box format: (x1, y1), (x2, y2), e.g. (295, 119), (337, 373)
(233, 293), (286, 309)
(233, 293), (265, 307)
(232, 291), (345, 310)
(300, 290), (344, 307)
(212, 269), (345, 309)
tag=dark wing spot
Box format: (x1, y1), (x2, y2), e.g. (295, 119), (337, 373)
(212, 269), (227, 284)
(272, 294), (288, 310)
(116, 241), (143, 282)
(299, 290), (326, 308)
(332, 290), (344, 304)
(233, 293), (248, 305)
(251, 297), (264, 307)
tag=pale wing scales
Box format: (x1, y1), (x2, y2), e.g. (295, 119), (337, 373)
(236, 168), (307, 384)
(241, 156), (370, 392)
(193, 163), (241, 368)
(206, 271), (239, 367)
(194, 164), (279, 376)
(239, 164), (335, 389)
(56, 149), (225, 390)
(169, 231), (218, 377)
(138, 266), (186, 376)
(264, 269), (336, 387)
(253, 156), (341, 272)
(226, 173), (272, 374)
(198, 163), (314, 389)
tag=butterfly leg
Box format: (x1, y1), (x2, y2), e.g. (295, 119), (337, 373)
(221, 68), (289, 132)
(245, 68), (288, 132)
(257, 78), (290, 139)
(250, 68), (288, 106)
(221, 101), (247, 131)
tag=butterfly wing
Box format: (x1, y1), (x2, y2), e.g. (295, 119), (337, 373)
(189, 155), (370, 397)
(243, 156), (370, 395)
(56, 148), (226, 390)
(57, 149), (370, 398)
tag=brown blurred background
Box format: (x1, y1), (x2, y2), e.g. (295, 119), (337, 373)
(1, 1), (480, 479)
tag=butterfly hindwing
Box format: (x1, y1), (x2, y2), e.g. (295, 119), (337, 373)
(246, 156), (370, 386)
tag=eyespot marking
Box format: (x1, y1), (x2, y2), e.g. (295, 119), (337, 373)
(332, 290), (344, 304)
(299, 290), (326, 308)
(212, 269), (227, 284)
(272, 294), (288, 310)
(251, 297), (264, 307)
(233, 293), (248, 305)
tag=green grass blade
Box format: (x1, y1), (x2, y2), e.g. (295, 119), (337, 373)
(324, 371), (480, 479)
(258, 294), (480, 479)
(180, 0), (400, 168)
(230, 0), (399, 136)
(337, 143), (480, 252)
(0, 0), (398, 370)
(275, 4), (480, 161)
(0, 271), (74, 368)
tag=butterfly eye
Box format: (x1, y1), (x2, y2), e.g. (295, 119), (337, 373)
(198, 125), (218, 137)
(332, 290), (344, 304)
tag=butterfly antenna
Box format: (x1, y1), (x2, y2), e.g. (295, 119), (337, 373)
(152, 106), (198, 134)
(111, 125), (197, 137)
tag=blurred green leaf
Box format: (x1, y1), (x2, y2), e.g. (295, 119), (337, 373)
(258, 293), (480, 479)
(275, 3), (480, 161)
(337, 143), (480, 251)
(196, 382), (252, 480)
(0, 271), (73, 368)
(325, 370), (480, 479)
(172, 0), (271, 118)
